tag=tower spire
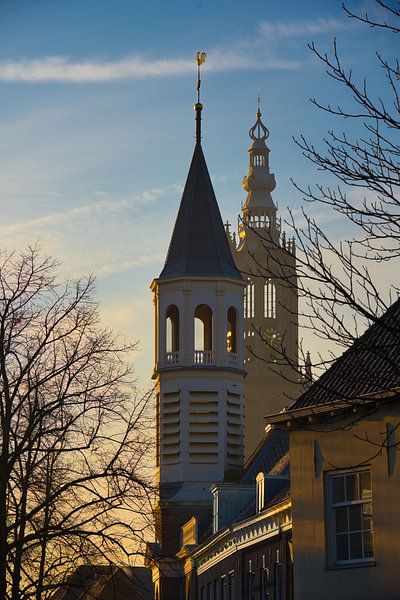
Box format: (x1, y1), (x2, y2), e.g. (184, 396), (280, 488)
(195, 51), (206, 144)
(240, 100), (276, 234)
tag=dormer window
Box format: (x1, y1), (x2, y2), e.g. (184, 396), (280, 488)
(256, 472), (265, 513)
(212, 488), (219, 534)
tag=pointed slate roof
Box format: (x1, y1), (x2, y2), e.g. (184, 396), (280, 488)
(159, 143), (241, 280)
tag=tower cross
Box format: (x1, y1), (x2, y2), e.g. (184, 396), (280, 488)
(257, 89), (261, 115)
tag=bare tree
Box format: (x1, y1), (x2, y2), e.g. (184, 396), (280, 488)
(289, 1), (400, 369)
(245, 1), (400, 389)
(0, 247), (153, 600)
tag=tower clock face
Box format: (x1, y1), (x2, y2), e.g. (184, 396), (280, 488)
(263, 328), (282, 348)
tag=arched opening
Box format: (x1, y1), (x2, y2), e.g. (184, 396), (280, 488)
(264, 280), (276, 319)
(194, 304), (213, 364)
(165, 305), (179, 365)
(253, 153), (266, 167)
(194, 304), (212, 351)
(226, 307), (237, 354)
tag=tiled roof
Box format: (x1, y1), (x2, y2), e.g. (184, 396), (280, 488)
(291, 298), (400, 410)
(268, 451), (290, 476)
(228, 474), (290, 524)
(241, 429), (289, 484)
(265, 482), (290, 509)
(159, 143), (241, 280)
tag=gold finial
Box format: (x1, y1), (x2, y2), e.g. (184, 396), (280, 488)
(195, 52), (206, 143)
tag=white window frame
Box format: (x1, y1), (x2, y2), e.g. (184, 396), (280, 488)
(325, 468), (374, 567)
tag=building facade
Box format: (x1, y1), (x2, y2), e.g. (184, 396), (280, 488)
(268, 298), (400, 600)
(178, 428), (293, 600)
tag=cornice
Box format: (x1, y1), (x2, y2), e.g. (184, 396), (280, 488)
(265, 390), (400, 429)
(190, 500), (291, 575)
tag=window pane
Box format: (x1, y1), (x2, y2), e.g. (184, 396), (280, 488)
(248, 572), (255, 600)
(336, 533), (349, 561)
(349, 532), (363, 559)
(335, 506), (348, 533)
(362, 503), (373, 532)
(348, 504), (362, 532)
(221, 578), (226, 600)
(360, 471), (372, 499)
(345, 474), (359, 501)
(228, 573), (234, 600)
(363, 530), (374, 558)
(262, 568), (269, 599)
(332, 476), (345, 503)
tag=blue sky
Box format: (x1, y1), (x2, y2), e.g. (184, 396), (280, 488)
(0, 0), (396, 385)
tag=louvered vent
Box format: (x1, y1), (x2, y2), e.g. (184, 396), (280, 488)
(161, 391), (180, 464)
(189, 391), (219, 464)
(227, 392), (242, 466)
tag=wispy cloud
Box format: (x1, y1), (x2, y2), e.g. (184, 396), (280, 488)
(0, 185), (179, 233)
(259, 16), (352, 39)
(0, 15), (350, 84)
(0, 50), (302, 83)
(0, 16), (352, 83)
(0, 184), (182, 278)
(0, 55), (193, 83)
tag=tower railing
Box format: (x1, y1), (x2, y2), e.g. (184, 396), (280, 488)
(165, 351), (180, 366)
(164, 351), (241, 367)
(238, 214), (281, 235)
(194, 350), (214, 365)
(227, 352), (238, 367)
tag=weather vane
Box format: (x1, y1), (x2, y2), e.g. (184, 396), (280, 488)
(196, 51), (206, 103)
(257, 89), (261, 115)
(195, 52), (206, 143)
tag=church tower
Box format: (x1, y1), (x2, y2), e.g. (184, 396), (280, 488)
(230, 103), (299, 461)
(149, 62), (245, 600)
